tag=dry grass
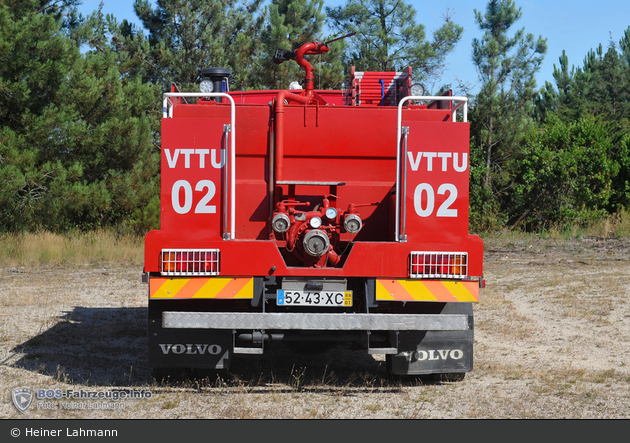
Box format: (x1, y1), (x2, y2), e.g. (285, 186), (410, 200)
(2, 229), (630, 418)
(583, 209), (630, 238)
(2, 210), (629, 269)
(0, 230), (144, 268)
(482, 209), (630, 243)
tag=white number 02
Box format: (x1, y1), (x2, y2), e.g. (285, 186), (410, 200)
(414, 183), (458, 217)
(172, 179), (216, 214)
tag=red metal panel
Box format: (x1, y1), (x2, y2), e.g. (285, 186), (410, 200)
(145, 98), (483, 279)
(401, 120), (471, 243)
(160, 117), (228, 241)
(282, 106), (398, 161)
(279, 106), (397, 243)
(162, 104), (271, 241)
(144, 234), (483, 278)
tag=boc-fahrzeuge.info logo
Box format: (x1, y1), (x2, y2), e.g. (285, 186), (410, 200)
(12, 387), (34, 413)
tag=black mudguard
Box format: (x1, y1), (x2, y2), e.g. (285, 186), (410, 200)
(148, 321), (232, 370)
(387, 302), (474, 376)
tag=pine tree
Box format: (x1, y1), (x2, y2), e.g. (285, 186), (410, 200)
(0, 1), (82, 230)
(133, 0), (263, 91)
(575, 43), (630, 122)
(66, 8), (162, 232)
(0, 2), (160, 232)
(533, 50), (575, 121)
(254, 0), (345, 90)
(620, 26), (630, 66)
(542, 34), (630, 128)
(535, 29), (630, 215)
(326, 0), (463, 87)
(470, 0), (547, 191)
(553, 50), (574, 107)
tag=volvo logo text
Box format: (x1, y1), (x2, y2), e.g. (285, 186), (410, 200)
(415, 349), (463, 361)
(159, 344), (222, 355)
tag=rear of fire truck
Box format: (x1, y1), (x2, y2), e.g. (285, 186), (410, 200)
(143, 38), (484, 379)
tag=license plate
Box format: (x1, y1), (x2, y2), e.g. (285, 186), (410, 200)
(277, 290), (352, 307)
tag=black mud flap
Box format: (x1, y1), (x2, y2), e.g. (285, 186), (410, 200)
(387, 330), (473, 376)
(387, 302), (474, 376)
(148, 322), (232, 370)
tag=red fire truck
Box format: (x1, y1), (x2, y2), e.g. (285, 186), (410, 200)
(143, 38), (484, 380)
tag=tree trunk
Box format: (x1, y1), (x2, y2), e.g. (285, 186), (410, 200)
(485, 114), (493, 189)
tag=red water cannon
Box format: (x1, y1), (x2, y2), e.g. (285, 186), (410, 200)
(273, 32), (355, 96)
(271, 196), (363, 268)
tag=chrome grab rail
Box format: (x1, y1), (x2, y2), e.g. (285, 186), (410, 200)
(162, 93), (236, 240)
(395, 96), (468, 242)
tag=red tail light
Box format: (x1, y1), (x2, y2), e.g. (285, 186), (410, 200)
(204, 251), (219, 273)
(175, 252), (183, 272)
(161, 249), (220, 276)
(164, 251), (177, 272)
(409, 252), (467, 279)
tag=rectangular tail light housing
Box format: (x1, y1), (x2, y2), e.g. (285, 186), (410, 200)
(161, 249), (220, 276)
(409, 252), (468, 279)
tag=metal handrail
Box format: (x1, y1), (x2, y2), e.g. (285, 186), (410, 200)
(162, 93), (236, 240)
(395, 96), (469, 242)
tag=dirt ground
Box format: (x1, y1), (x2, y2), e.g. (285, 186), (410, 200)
(1, 236), (630, 419)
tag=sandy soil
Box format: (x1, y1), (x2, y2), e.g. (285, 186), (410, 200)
(1, 237), (630, 419)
